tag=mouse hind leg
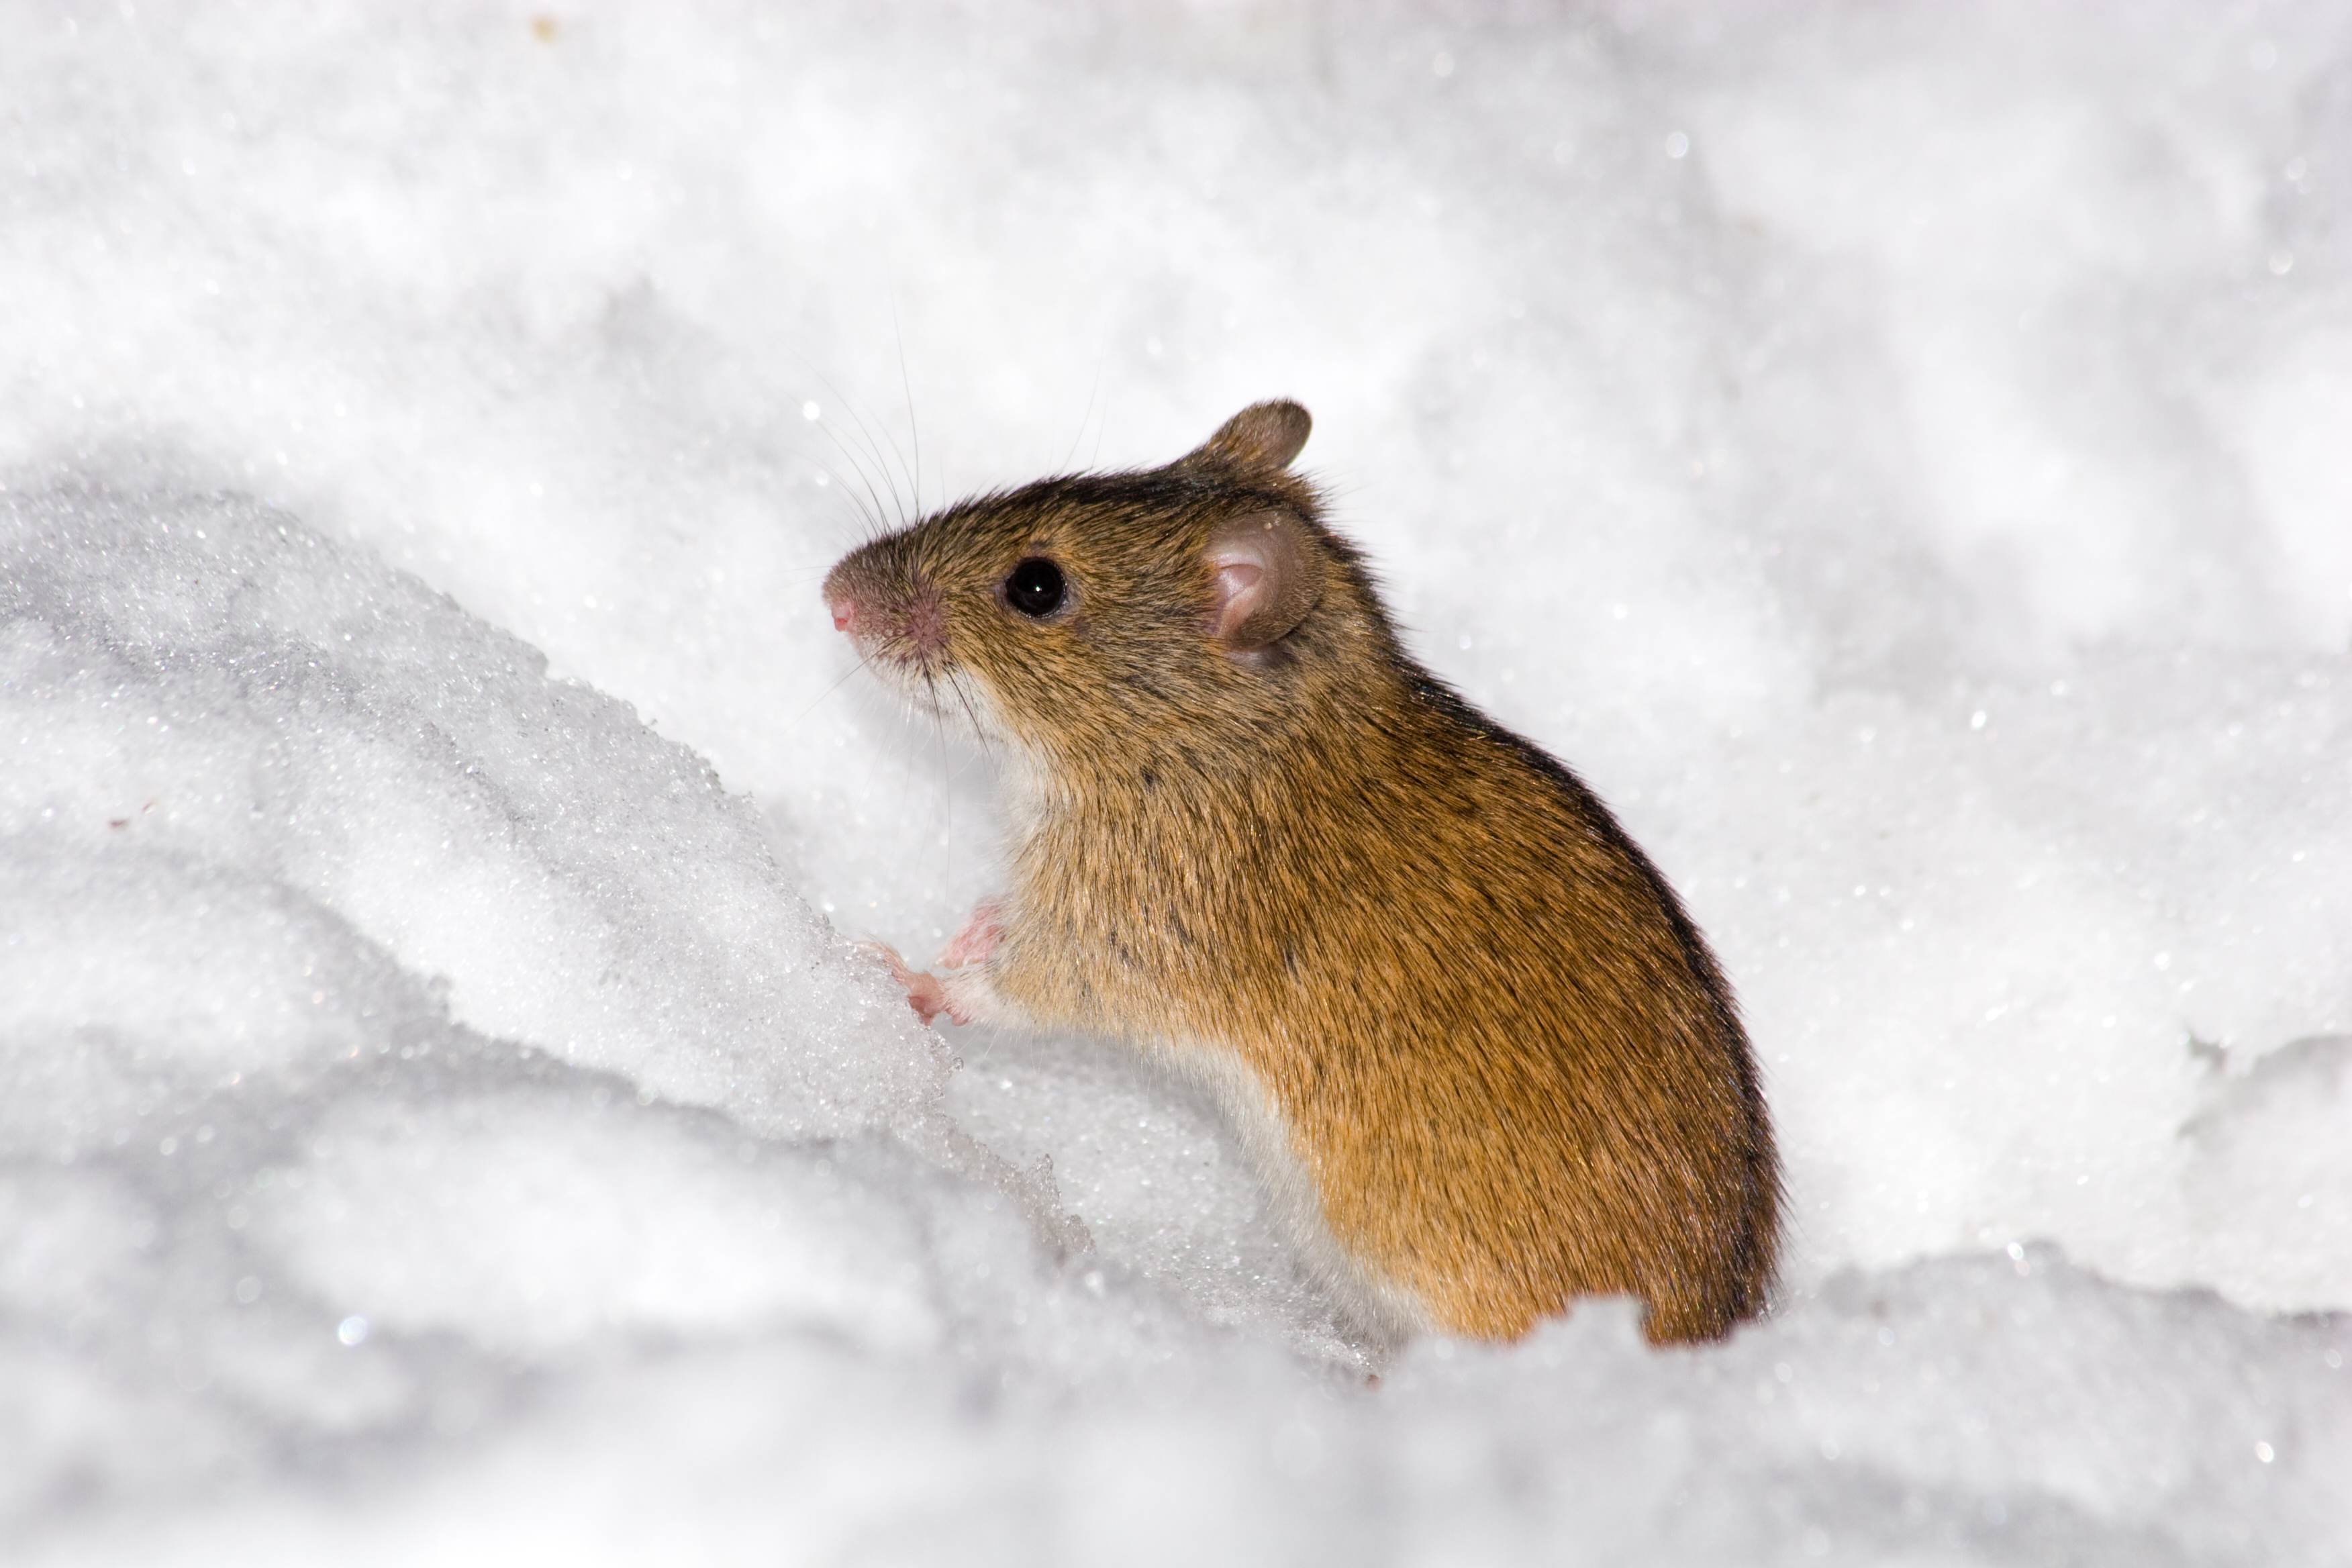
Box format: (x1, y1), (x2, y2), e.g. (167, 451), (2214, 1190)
(937, 897), (1003, 968)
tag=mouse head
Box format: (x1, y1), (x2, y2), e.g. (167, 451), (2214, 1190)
(823, 400), (1383, 776)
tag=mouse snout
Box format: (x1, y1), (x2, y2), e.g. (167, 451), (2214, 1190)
(821, 573), (948, 667)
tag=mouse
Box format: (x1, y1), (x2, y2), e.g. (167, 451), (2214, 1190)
(822, 400), (1779, 1345)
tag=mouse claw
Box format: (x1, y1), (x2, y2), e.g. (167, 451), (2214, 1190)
(857, 940), (952, 1027)
(906, 973), (952, 1028)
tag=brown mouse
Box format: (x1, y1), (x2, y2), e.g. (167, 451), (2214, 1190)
(822, 401), (1779, 1345)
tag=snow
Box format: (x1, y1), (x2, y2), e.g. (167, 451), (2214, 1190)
(2, 1), (2348, 1561)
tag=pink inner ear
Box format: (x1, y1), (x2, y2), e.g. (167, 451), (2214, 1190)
(1211, 558), (1266, 639)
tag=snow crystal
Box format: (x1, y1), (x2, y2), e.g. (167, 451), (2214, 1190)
(1, 3), (2348, 1563)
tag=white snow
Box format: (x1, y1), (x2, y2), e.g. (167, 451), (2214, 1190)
(2, 2), (2348, 1562)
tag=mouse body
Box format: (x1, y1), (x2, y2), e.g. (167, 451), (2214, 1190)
(822, 401), (1779, 1344)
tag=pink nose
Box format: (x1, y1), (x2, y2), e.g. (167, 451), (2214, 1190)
(827, 596), (855, 635)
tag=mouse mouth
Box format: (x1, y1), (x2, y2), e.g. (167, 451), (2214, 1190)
(871, 648), (998, 740)
(827, 577), (1003, 742)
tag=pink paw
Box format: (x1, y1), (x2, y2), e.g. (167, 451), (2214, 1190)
(937, 897), (1003, 970)
(861, 939), (992, 1028)
(862, 940), (951, 1027)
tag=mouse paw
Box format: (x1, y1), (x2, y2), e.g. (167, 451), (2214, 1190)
(934, 964), (1001, 1028)
(860, 940), (999, 1029)
(860, 940), (950, 1026)
(937, 897), (1004, 969)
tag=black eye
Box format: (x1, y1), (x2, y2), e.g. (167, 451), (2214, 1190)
(1003, 557), (1065, 618)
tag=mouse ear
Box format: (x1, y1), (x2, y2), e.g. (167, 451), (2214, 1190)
(1205, 510), (1326, 653)
(1179, 401), (1312, 476)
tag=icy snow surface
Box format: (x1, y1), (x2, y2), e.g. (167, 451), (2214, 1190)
(3, 2), (2350, 1562)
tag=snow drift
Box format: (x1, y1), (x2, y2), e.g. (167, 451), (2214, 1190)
(1, 2), (2347, 1562)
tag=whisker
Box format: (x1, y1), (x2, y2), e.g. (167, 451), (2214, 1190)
(789, 652), (880, 728)
(890, 289), (924, 516)
(796, 358), (911, 536)
(1064, 346), (1108, 475)
(1089, 349), (1112, 470)
(928, 667), (954, 875)
(947, 671), (996, 775)
(847, 398), (912, 532)
(812, 428), (896, 544)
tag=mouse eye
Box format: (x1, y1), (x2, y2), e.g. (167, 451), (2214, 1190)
(1003, 557), (1066, 618)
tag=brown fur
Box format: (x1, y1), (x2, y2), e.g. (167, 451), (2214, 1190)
(822, 401), (1780, 1344)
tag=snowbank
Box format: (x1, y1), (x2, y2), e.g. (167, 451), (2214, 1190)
(2, 2), (2347, 1561)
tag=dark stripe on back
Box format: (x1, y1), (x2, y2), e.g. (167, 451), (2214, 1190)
(1406, 671), (1782, 1313)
